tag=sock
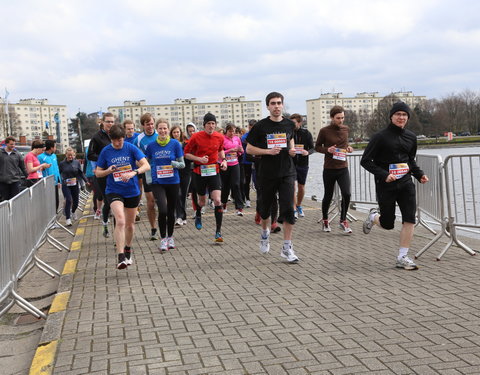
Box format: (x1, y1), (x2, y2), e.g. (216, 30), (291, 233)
(398, 247), (409, 259)
(214, 206), (223, 233)
(370, 212), (377, 223)
(118, 253), (126, 263)
(124, 246), (131, 259)
(283, 240), (292, 249)
(261, 229), (269, 238)
(151, 228), (157, 235)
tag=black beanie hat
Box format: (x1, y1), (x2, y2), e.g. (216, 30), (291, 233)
(203, 113), (217, 125)
(389, 102), (411, 119)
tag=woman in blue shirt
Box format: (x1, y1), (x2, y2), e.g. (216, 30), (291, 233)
(96, 125), (150, 270)
(145, 119), (185, 252)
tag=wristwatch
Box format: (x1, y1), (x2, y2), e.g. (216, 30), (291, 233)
(134, 169), (139, 175)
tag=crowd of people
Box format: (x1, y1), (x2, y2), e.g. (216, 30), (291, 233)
(0, 93), (428, 271)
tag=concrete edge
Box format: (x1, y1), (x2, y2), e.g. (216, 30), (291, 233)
(28, 201), (90, 375)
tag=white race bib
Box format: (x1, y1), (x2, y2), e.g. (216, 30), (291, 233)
(156, 165), (174, 178)
(332, 148), (347, 161)
(200, 164), (217, 177)
(267, 133), (287, 148)
(113, 165), (133, 182)
(389, 163), (410, 179)
(65, 178), (77, 186)
(226, 152), (237, 163)
(294, 144), (304, 155)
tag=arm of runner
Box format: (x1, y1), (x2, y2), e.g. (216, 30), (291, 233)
(171, 156), (185, 169)
(218, 150), (227, 171)
(246, 143), (281, 156)
(95, 164), (117, 178)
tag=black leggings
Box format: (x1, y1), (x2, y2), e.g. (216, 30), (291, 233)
(93, 176), (111, 223)
(221, 164), (243, 209)
(151, 183), (179, 238)
(242, 163), (253, 201)
(322, 168), (351, 221)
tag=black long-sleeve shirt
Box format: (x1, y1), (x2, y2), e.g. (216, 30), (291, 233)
(87, 130), (110, 162)
(59, 159), (87, 185)
(293, 127), (314, 167)
(361, 123), (424, 184)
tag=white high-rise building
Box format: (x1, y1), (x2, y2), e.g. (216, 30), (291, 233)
(107, 96), (263, 130)
(0, 98), (69, 147)
(306, 91), (427, 137)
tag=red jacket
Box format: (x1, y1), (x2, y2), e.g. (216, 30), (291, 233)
(184, 131), (224, 174)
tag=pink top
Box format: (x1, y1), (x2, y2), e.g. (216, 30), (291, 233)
(223, 136), (243, 166)
(25, 151), (43, 179)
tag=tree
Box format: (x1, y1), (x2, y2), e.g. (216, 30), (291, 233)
(365, 94), (400, 136)
(344, 110), (358, 139)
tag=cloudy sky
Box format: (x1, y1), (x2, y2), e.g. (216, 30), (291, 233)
(2, 0), (479, 118)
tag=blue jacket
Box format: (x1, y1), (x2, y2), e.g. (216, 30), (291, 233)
(38, 151), (61, 184)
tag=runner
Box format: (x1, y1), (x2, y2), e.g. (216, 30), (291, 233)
(290, 113), (314, 219)
(87, 114), (114, 237)
(221, 123), (244, 216)
(361, 102), (429, 270)
(96, 124), (150, 269)
(145, 119), (184, 251)
(240, 120), (256, 209)
(38, 139), (62, 213)
(315, 106), (354, 233)
(123, 119), (139, 144)
(184, 113), (227, 242)
(246, 92), (299, 263)
(170, 125), (190, 226)
(59, 147), (87, 226)
(134, 113), (159, 240)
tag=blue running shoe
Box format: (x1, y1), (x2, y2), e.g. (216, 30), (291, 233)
(297, 206), (305, 217)
(195, 215), (202, 230)
(215, 232), (223, 243)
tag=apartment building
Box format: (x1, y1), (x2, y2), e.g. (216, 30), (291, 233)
(306, 91), (427, 137)
(107, 96), (263, 130)
(0, 98), (69, 148)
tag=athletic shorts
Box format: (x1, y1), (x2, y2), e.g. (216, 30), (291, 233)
(295, 165), (309, 185)
(139, 173), (153, 193)
(257, 175), (296, 225)
(106, 193), (141, 209)
(192, 172), (222, 196)
(376, 178), (416, 229)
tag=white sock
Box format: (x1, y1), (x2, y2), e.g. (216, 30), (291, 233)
(398, 247), (409, 259)
(283, 240), (292, 249)
(261, 229), (269, 238)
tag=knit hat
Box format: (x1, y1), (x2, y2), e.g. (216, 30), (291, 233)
(203, 113), (216, 125)
(389, 102), (411, 119)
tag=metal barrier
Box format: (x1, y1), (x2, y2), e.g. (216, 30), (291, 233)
(0, 176), (63, 319)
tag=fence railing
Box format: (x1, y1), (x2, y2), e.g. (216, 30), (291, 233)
(0, 176), (65, 319)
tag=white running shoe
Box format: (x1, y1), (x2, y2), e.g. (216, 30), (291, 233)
(94, 209), (101, 220)
(71, 212), (77, 221)
(245, 200), (251, 208)
(322, 219), (331, 232)
(182, 219), (187, 225)
(236, 209), (244, 216)
(175, 218), (183, 226)
(396, 256), (418, 270)
(125, 253), (133, 266)
(281, 245), (299, 263)
(363, 208), (378, 234)
(339, 220), (353, 234)
(260, 231), (270, 254)
(66, 218), (72, 226)
(159, 238), (168, 252)
(167, 237), (175, 250)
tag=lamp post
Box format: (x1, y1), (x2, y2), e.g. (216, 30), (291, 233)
(77, 110), (84, 153)
(4, 88), (11, 136)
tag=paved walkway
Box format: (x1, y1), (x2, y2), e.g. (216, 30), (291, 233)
(34, 198), (480, 375)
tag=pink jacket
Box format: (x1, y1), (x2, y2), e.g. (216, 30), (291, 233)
(223, 136), (243, 166)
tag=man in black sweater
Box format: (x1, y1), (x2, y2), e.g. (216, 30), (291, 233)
(361, 102), (429, 270)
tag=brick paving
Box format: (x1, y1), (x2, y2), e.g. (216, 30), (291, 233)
(52, 200), (480, 374)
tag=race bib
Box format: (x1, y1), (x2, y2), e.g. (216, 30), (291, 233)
(389, 163), (410, 179)
(200, 164), (217, 177)
(267, 133), (287, 148)
(332, 148), (347, 161)
(113, 165), (133, 182)
(226, 152), (237, 163)
(294, 144), (304, 154)
(156, 165), (174, 179)
(65, 178), (77, 186)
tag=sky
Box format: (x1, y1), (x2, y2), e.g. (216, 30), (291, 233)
(2, 0), (480, 118)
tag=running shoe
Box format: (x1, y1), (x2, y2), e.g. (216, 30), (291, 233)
(339, 220), (352, 234)
(254, 212), (261, 225)
(260, 231), (270, 254)
(195, 215), (202, 230)
(322, 219), (331, 232)
(271, 221), (281, 233)
(281, 245), (299, 263)
(396, 256), (418, 270)
(135, 213), (140, 222)
(125, 251), (133, 266)
(297, 206), (305, 217)
(175, 218), (183, 227)
(94, 209), (101, 220)
(71, 212), (78, 221)
(201, 207), (206, 214)
(103, 225), (109, 238)
(182, 219), (187, 225)
(363, 208), (378, 234)
(66, 218), (72, 226)
(117, 260), (128, 270)
(167, 237), (175, 250)
(150, 228), (158, 241)
(236, 209), (244, 216)
(294, 210), (299, 219)
(159, 238), (168, 252)
(215, 232), (224, 243)
(245, 200), (251, 208)
(222, 203), (227, 213)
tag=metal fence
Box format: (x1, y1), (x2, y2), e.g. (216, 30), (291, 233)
(0, 176), (62, 319)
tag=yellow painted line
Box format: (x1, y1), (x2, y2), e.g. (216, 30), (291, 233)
(79, 218), (87, 224)
(84, 204), (91, 210)
(62, 259), (77, 275)
(75, 227), (85, 236)
(49, 292), (70, 314)
(29, 340), (58, 375)
(70, 241), (82, 251)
